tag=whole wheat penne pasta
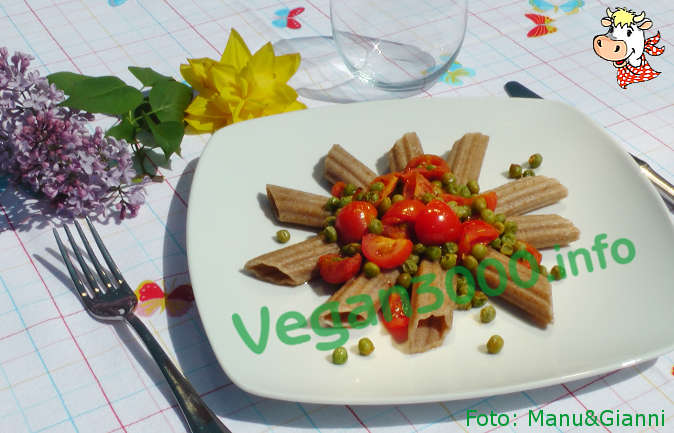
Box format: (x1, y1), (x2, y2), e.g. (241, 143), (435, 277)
(389, 132), (424, 172)
(446, 132), (489, 185)
(266, 184), (331, 228)
(408, 260), (456, 354)
(476, 249), (553, 327)
(487, 176), (568, 217)
(318, 269), (400, 327)
(324, 144), (377, 188)
(244, 236), (339, 286)
(508, 214), (580, 249)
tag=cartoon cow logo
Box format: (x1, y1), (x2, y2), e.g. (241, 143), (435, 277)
(593, 8), (665, 89)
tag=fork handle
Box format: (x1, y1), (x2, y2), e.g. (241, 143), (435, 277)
(126, 314), (231, 433)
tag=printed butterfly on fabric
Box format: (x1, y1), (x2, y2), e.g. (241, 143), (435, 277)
(529, 0), (584, 15)
(135, 280), (195, 317)
(108, 0), (128, 6)
(272, 7), (305, 29)
(423, 57), (476, 85)
(526, 14), (557, 38)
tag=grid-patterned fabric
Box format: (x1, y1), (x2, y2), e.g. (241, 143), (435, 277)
(0, 1), (673, 432)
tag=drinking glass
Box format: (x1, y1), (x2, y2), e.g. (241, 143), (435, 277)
(273, 0), (468, 102)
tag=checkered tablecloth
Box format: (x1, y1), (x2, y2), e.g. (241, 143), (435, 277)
(0, 1), (672, 432)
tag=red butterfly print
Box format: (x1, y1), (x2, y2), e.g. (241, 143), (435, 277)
(526, 13), (557, 38)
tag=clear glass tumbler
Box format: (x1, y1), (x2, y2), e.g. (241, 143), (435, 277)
(330, 0), (468, 92)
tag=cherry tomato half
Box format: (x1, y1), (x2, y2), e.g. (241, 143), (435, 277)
(369, 173), (399, 205)
(330, 181), (346, 198)
(318, 253), (362, 284)
(401, 171), (434, 200)
(380, 293), (409, 342)
(517, 241), (542, 269)
(381, 199), (426, 226)
(382, 222), (413, 239)
(335, 201), (377, 244)
(361, 233), (413, 269)
(414, 200), (462, 245)
(458, 219), (500, 256)
(404, 154), (450, 180)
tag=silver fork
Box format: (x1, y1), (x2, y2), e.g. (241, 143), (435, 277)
(53, 217), (231, 433)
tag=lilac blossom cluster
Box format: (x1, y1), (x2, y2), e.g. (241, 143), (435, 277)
(0, 48), (145, 218)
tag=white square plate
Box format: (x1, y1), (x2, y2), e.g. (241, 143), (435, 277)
(187, 97), (674, 404)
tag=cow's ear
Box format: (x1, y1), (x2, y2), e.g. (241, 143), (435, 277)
(638, 19), (652, 30)
(601, 18), (612, 27)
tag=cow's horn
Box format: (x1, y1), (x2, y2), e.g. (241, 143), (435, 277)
(634, 11), (645, 22)
(606, 7), (613, 17)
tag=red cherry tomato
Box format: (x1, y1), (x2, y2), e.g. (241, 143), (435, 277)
(458, 219), (500, 256)
(380, 292), (409, 342)
(361, 233), (413, 269)
(369, 173), (399, 205)
(381, 199), (426, 225)
(517, 241), (542, 269)
(335, 201), (377, 244)
(414, 200), (462, 245)
(318, 253), (362, 284)
(382, 222), (413, 239)
(330, 181), (346, 197)
(404, 154), (450, 180)
(401, 171), (434, 200)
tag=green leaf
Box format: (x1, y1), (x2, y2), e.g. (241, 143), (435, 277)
(149, 80), (194, 123)
(47, 72), (93, 94)
(106, 118), (137, 143)
(128, 66), (172, 87)
(143, 114), (184, 159)
(62, 76), (144, 115)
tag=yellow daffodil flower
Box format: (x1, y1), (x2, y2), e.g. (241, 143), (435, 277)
(180, 29), (306, 133)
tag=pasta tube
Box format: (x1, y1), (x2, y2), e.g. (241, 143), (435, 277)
(389, 132), (424, 172)
(244, 236), (339, 286)
(508, 214), (580, 249)
(266, 184), (331, 228)
(446, 132), (489, 185)
(487, 176), (568, 217)
(324, 144), (377, 188)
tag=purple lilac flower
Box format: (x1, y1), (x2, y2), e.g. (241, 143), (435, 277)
(0, 47), (145, 218)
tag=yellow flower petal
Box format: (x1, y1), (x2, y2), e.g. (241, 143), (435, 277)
(274, 53), (301, 83)
(220, 28), (252, 72)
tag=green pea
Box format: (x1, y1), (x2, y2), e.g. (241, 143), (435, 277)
(501, 232), (517, 245)
(408, 253), (420, 264)
(397, 272), (412, 289)
(323, 216), (336, 228)
(459, 185), (472, 198)
(402, 259), (418, 275)
(457, 301), (472, 310)
(391, 194), (404, 204)
(550, 265), (564, 281)
(538, 264), (548, 277)
(413, 243), (426, 255)
(276, 229), (291, 243)
(523, 169), (536, 177)
(441, 172), (456, 187)
(442, 242), (458, 254)
(528, 153), (543, 169)
(343, 183), (358, 196)
(421, 192), (435, 204)
(467, 180), (480, 194)
(500, 243), (514, 256)
(480, 208), (495, 224)
(322, 226), (338, 243)
(358, 338), (374, 356)
(504, 220), (518, 234)
(493, 221), (505, 234)
(448, 183), (460, 195)
(338, 195), (353, 208)
(456, 206), (471, 219)
(332, 346), (348, 364)
(354, 191), (365, 201)
(490, 238), (502, 249)
(426, 164), (437, 171)
(365, 191), (379, 204)
(441, 253), (457, 270)
(515, 240), (527, 252)
(378, 196), (392, 214)
(471, 243), (488, 261)
(431, 180), (443, 188)
(495, 213), (506, 223)
(471, 196), (486, 213)
(341, 243), (361, 256)
(456, 279), (468, 296)
(368, 218), (383, 234)
(433, 186), (443, 196)
(463, 254), (478, 271)
(370, 181), (385, 192)
(472, 291), (488, 308)
(425, 246), (442, 261)
(325, 196), (340, 210)
(509, 164), (522, 179)
(363, 261), (380, 278)
(480, 305), (496, 323)
(486, 335), (504, 354)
